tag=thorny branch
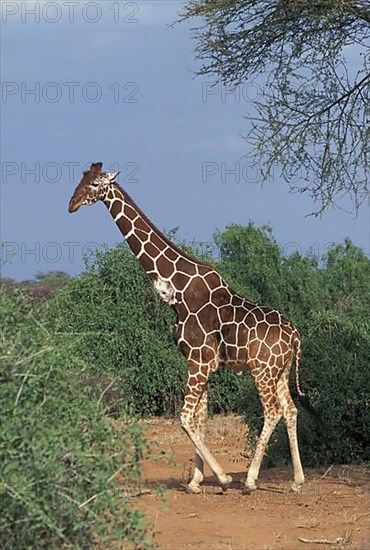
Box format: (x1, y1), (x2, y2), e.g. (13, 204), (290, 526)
(181, 0), (370, 214)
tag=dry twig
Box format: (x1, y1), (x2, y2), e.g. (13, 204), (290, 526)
(298, 536), (344, 545)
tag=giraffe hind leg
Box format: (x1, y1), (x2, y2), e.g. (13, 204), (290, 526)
(277, 368), (305, 491)
(244, 398), (282, 493)
(244, 368), (282, 493)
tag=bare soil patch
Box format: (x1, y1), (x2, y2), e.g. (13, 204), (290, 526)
(138, 416), (370, 550)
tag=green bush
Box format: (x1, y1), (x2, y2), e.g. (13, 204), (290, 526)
(298, 311), (370, 465)
(208, 369), (255, 415)
(0, 287), (155, 549)
(214, 223), (284, 309)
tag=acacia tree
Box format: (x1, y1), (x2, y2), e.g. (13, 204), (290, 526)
(181, 0), (370, 214)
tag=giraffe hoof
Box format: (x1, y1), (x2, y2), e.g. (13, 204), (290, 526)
(241, 483), (257, 495)
(185, 482), (202, 495)
(220, 474), (232, 492)
(289, 481), (303, 493)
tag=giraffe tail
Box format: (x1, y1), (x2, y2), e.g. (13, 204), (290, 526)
(293, 334), (305, 399)
(293, 334), (320, 421)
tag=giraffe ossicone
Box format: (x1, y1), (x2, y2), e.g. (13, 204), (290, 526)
(68, 162), (306, 494)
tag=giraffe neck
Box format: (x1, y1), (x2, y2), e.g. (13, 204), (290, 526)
(103, 184), (201, 298)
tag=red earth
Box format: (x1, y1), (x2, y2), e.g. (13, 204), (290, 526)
(136, 416), (370, 550)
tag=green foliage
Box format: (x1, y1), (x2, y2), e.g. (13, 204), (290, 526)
(298, 311), (370, 465)
(321, 239), (370, 319)
(208, 369), (255, 415)
(280, 252), (322, 327)
(0, 287), (155, 549)
(214, 223), (284, 309)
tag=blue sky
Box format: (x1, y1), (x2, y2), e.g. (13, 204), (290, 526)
(1, 0), (369, 281)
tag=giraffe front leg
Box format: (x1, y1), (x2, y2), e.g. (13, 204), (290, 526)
(187, 450), (204, 494)
(181, 367), (232, 493)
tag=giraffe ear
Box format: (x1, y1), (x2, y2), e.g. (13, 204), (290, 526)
(108, 171), (120, 182)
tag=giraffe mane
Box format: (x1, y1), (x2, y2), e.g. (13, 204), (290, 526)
(114, 183), (215, 269)
(83, 162), (215, 268)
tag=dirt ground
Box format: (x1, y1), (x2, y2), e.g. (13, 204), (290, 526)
(137, 416), (370, 550)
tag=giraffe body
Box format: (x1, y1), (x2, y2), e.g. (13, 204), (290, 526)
(69, 163), (305, 493)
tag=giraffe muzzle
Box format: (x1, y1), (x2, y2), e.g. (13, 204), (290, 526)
(68, 198), (81, 213)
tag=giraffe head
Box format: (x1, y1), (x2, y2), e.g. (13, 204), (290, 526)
(68, 162), (120, 213)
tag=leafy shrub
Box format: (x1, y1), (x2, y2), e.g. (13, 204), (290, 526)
(298, 311), (370, 465)
(0, 287), (155, 549)
(208, 369), (255, 415)
(214, 223), (284, 309)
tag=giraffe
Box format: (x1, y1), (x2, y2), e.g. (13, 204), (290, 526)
(68, 162), (306, 494)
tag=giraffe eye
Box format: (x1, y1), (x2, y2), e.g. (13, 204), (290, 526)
(90, 181), (100, 188)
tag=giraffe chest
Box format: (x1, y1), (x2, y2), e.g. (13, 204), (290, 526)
(153, 277), (177, 305)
